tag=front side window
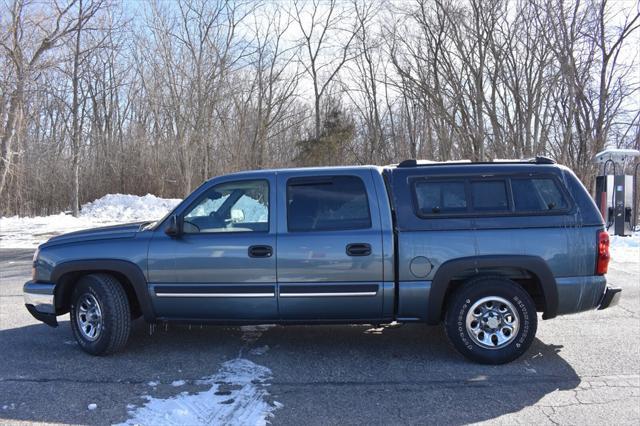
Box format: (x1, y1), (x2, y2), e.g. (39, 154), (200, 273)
(183, 180), (269, 233)
(414, 181), (467, 215)
(287, 175), (371, 232)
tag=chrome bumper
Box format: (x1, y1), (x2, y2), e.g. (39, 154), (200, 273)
(24, 281), (58, 327)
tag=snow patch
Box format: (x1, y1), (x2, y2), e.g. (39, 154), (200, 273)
(0, 193), (180, 248)
(119, 326), (281, 425)
(119, 358), (279, 426)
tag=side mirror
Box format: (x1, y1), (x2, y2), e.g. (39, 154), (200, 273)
(165, 215), (181, 237)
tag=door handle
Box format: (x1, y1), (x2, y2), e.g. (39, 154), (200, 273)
(248, 245), (273, 258)
(346, 243), (372, 257)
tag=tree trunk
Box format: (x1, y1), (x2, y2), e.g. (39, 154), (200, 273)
(0, 79), (24, 199)
(70, 0), (84, 216)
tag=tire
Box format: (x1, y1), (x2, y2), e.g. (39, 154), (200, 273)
(70, 273), (131, 355)
(444, 276), (537, 364)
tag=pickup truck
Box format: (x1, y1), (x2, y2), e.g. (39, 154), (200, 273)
(24, 158), (621, 364)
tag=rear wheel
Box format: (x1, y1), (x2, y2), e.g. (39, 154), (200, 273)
(444, 276), (537, 364)
(70, 273), (131, 355)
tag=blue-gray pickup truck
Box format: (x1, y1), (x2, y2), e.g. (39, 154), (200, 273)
(24, 158), (621, 363)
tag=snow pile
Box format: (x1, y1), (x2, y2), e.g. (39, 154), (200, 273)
(0, 191), (267, 249)
(0, 194), (181, 249)
(80, 194), (181, 223)
(609, 231), (640, 267)
(609, 232), (639, 249)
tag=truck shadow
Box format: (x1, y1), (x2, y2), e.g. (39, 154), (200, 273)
(0, 319), (580, 425)
(260, 323), (581, 424)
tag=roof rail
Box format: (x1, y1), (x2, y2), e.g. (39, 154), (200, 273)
(396, 156), (556, 168)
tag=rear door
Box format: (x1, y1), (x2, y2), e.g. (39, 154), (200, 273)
(276, 169), (385, 320)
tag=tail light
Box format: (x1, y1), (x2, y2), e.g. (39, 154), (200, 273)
(596, 230), (610, 275)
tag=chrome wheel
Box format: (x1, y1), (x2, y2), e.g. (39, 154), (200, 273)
(465, 296), (519, 349)
(76, 293), (103, 341)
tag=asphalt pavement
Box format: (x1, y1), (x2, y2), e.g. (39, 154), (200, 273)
(0, 248), (638, 425)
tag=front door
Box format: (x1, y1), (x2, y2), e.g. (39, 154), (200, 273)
(147, 177), (277, 320)
(276, 171), (385, 320)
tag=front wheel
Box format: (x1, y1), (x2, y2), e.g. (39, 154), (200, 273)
(444, 277), (537, 364)
(70, 273), (131, 355)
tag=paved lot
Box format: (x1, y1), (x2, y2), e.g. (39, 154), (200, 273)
(1, 248), (638, 425)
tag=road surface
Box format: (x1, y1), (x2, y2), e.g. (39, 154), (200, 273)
(1, 248), (638, 425)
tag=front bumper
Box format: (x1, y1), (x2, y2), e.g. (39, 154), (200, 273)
(598, 286), (622, 310)
(23, 281), (58, 327)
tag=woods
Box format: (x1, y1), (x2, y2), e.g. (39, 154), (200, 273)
(1, 0), (638, 217)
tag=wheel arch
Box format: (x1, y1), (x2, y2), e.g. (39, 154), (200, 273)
(51, 260), (155, 322)
(427, 255), (558, 325)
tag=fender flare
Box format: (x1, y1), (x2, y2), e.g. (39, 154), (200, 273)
(427, 255), (558, 325)
(51, 259), (155, 322)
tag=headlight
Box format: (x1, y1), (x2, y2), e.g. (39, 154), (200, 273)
(31, 247), (40, 281)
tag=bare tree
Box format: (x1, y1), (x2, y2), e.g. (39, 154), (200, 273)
(247, 5), (301, 169)
(344, 0), (386, 163)
(67, 0), (109, 216)
(292, 0), (358, 140)
(541, 0), (640, 188)
(0, 0), (102, 201)
(1, 0), (639, 216)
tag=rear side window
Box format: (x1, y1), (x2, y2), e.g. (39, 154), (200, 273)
(471, 181), (509, 211)
(411, 174), (571, 217)
(414, 181), (467, 214)
(512, 178), (569, 212)
(287, 175), (371, 232)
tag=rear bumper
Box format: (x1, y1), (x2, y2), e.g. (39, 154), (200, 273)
(598, 286), (621, 310)
(23, 281), (58, 327)
(555, 276), (621, 315)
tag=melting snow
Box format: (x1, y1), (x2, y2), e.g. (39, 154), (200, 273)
(118, 358), (277, 426)
(119, 326), (281, 426)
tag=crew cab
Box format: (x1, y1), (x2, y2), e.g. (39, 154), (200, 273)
(24, 158), (621, 364)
